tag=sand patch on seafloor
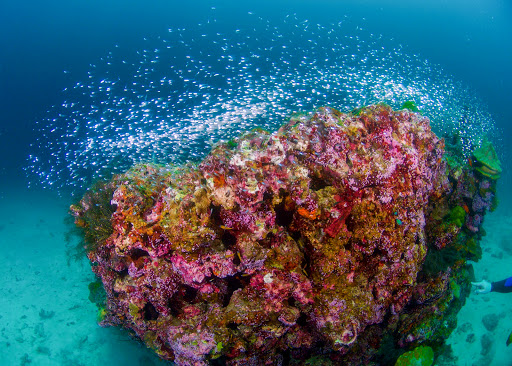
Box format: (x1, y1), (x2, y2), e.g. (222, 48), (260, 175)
(0, 188), (163, 366)
(1, 187), (511, 366)
(445, 207), (512, 366)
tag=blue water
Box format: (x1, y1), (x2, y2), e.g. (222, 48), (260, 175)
(0, 0), (511, 365)
(1, 1), (511, 190)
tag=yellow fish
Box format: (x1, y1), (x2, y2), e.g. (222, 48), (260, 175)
(507, 331), (512, 347)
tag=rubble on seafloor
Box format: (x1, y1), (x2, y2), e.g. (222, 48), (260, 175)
(71, 104), (501, 365)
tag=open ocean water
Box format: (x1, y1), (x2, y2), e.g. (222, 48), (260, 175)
(0, 1), (511, 365)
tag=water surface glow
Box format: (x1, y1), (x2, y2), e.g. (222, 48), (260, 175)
(27, 14), (498, 192)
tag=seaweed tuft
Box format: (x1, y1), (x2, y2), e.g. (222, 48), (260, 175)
(67, 180), (116, 260)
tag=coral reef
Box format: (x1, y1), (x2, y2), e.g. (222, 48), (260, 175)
(71, 104), (500, 365)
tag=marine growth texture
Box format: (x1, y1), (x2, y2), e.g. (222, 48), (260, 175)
(73, 105), (494, 365)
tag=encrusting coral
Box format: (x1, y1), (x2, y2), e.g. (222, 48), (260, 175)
(71, 104), (499, 365)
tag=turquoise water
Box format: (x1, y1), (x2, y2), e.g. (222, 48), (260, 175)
(0, 1), (511, 365)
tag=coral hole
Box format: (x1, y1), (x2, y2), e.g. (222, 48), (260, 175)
(221, 231), (237, 249)
(310, 174), (330, 191)
(223, 274), (250, 307)
(143, 302), (159, 321)
(275, 197), (294, 228)
(130, 248), (149, 261)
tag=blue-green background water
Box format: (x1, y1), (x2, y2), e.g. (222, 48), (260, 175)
(1, 0), (511, 194)
(0, 1), (511, 365)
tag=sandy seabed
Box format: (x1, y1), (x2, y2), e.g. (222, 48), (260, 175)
(0, 184), (510, 366)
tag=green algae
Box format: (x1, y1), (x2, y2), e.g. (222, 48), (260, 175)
(421, 246), (459, 276)
(490, 195), (499, 212)
(351, 106), (364, 116)
(210, 342), (224, 359)
(465, 237), (482, 260)
(449, 278), (461, 299)
(88, 279), (106, 307)
(227, 139), (238, 149)
(88, 278), (107, 321)
(129, 302), (140, 319)
(472, 139), (501, 179)
(97, 307), (107, 322)
(444, 206), (466, 228)
(401, 101), (420, 113)
(395, 346), (434, 366)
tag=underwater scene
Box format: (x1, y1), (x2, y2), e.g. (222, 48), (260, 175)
(0, 1), (511, 365)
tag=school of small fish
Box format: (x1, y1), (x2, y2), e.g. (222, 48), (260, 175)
(26, 13), (498, 192)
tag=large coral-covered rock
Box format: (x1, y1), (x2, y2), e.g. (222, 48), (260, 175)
(71, 105), (495, 365)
